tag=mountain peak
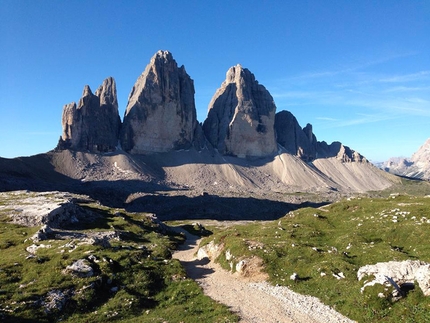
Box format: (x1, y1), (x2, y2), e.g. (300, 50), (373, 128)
(203, 64), (277, 158)
(120, 50), (197, 153)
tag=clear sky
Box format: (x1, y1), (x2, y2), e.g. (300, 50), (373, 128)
(1, 0), (429, 162)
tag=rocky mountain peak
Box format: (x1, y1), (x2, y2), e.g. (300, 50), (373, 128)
(202, 64), (278, 158)
(120, 51), (197, 153)
(275, 110), (365, 163)
(57, 77), (121, 152)
(411, 138), (430, 164)
(95, 77), (118, 107)
(381, 138), (430, 179)
(82, 85), (93, 97)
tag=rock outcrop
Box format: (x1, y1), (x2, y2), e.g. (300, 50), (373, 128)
(202, 64), (278, 158)
(120, 50), (197, 153)
(380, 138), (430, 179)
(57, 77), (121, 152)
(358, 260), (430, 298)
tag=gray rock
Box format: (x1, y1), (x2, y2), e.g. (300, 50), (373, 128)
(64, 259), (94, 278)
(274, 111), (316, 161)
(120, 50), (198, 153)
(316, 141), (366, 162)
(43, 289), (72, 314)
(202, 64), (277, 158)
(275, 110), (365, 162)
(31, 224), (54, 242)
(357, 260), (430, 298)
(57, 77), (121, 152)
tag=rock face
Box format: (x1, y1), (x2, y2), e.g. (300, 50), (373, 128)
(380, 138), (430, 179)
(120, 50), (197, 153)
(202, 64), (278, 158)
(275, 110), (365, 162)
(57, 77), (121, 152)
(317, 141), (366, 162)
(275, 111), (316, 161)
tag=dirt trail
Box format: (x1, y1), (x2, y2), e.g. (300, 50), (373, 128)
(173, 228), (355, 323)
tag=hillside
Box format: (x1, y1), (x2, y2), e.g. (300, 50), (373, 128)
(1, 147), (399, 220)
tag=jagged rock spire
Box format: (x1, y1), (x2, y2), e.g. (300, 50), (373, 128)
(202, 64), (277, 158)
(57, 77), (121, 152)
(120, 50), (198, 153)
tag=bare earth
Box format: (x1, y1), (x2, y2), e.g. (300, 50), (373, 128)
(173, 228), (356, 323)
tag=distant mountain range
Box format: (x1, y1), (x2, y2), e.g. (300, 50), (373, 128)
(375, 138), (430, 180)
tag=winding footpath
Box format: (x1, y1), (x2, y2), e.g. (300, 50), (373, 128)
(173, 228), (356, 323)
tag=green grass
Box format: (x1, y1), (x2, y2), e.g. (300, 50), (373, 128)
(202, 194), (430, 322)
(0, 196), (238, 323)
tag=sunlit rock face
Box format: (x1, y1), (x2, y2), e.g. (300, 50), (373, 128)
(58, 77), (121, 152)
(203, 64), (277, 158)
(120, 50), (197, 153)
(380, 138), (430, 179)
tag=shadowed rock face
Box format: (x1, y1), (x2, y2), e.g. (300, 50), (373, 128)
(316, 141), (366, 162)
(275, 111), (317, 161)
(203, 64), (278, 158)
(120, 50), (197, 153)
(57, 77), (121, 152)
(275, 110), (365, 162)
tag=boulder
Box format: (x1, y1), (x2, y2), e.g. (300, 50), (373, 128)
(57, 77), (121, 152)
(120, 50), (198, 153)
(64, 259), (94, 278)
(202, 64), (277, 158)
(357, 260), (430, 297)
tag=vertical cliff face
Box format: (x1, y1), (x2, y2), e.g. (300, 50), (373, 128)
(202, 65), (278, 158)
(275, 110), (365, 163)
(120, 50), (197, 153)
(57, 77), (120, 152)
(274, 111), (317, 161)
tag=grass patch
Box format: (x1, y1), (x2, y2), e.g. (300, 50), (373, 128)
(203, 194), (430, 322)
(0, 195), (238, 322)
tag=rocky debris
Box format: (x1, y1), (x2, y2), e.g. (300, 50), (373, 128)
(120, 50), (198, 153)
(275, 111), (317, 161)
(26, 243), (51, 254)
(57, 77), (121, 152)
(42, 289), (73, 314)
(379, 138), (430, 179)
(357, 260), (430, 298)
(203, 64), (278, 158)
(63, 259), (94, 278)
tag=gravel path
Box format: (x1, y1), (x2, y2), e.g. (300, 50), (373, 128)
(173, 228), (356, 323)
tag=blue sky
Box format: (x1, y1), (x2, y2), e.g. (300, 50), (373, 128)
(1, 0), (429, 161)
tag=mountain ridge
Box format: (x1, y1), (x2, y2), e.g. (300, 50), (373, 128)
(378, 138), (430, 180)
(0, 50), (401, 213)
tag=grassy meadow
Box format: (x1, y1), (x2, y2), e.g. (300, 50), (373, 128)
(202, 191), (430, 322)
(0, 196), (237, 323)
